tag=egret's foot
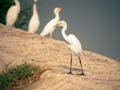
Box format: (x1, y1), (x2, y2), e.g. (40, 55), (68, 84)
(8, 27), (13, 30)
(67, 71), (72, 74)
(79, 72), (85, 75)
(49, 34), (52, 38)
(49, 36), (52, 39)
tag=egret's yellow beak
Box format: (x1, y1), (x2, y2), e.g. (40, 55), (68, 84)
(56, 7), (63, 12)
(56, 22), (62, 26)
(59, 8), (63, 11)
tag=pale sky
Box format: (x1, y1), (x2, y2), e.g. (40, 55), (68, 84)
(21, 0), (120, 60)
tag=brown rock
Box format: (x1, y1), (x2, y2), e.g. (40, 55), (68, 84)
(0, 24), (120, 90)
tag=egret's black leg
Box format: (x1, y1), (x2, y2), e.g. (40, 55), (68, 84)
(68, 53), (72, 74)
(50, 33), (52, 38)
(10, 25), (14, 30)
(9, 26), (14, 30)
(7, 25), (11, 30)
(78, 56), (85, 75)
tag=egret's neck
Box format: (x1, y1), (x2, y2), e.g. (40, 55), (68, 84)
(14, 0), (20, 9)
(54, 11), (60, 20)
(33, 2), (38, 15)
(61, 24), (69, 42)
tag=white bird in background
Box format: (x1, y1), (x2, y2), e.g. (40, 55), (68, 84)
(57, 20), (84, 75)
(6, 0), (20, 30)
(28, 0), (40, 33)
(40, 7), (62, 37)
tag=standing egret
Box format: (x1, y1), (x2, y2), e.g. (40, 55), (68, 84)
(57, 20), (84, 75)
(6, 0), (20, 30)
(40, 7), (62, 37)
(28, 0), (40, 33)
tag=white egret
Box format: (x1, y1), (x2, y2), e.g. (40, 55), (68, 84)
(6, 0), (20, 30)
(40, 7), (62, 37)
(28, 0), (40, 33)
(57, 20), (84, 75)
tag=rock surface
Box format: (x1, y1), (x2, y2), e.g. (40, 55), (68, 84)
(0, 23), (120, 90)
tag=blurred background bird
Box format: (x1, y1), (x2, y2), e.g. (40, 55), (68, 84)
(6, 0), (20, 30)
(40, 7), (62, 38)
(28, 0), (40, 33)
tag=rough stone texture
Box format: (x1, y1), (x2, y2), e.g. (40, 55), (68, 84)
(0, 23), (120, 90)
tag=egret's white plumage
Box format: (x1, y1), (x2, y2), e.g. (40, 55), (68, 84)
(40, 7), (62, 37)
(57, 20), (84, 75)
(28, 0), (40, 33)
(6, 0), (20, 30)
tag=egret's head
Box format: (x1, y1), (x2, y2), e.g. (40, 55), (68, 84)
(34, 0), (38, 3)
(14, 0), (20, 2)
(54, 7), (62, 14)
(57, 20), (67, 27)
(14, 0), (20, 5)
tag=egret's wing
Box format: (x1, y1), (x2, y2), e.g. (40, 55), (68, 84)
(68, 34), (82, 50)
(40, 19), (58, 35)
(68, 34), (80, 45)
(6, 6), (19, 26)
(28, 13), (40, 33)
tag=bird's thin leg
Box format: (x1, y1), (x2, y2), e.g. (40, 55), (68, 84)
(68, 53), (72, 74)
(10, 26), (13, 30)
(9, 25), (13, 30)
(49, 32), (52, 38)
(78, 56), (84, 75)
(11, 25), (14, 30)
(7, 25), (11, 30)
